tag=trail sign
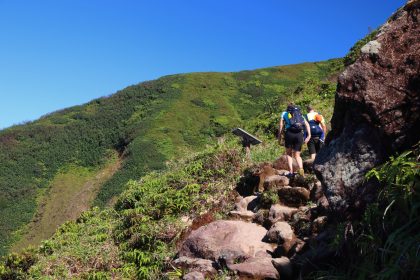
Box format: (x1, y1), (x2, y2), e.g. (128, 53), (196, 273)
(232, 128), (262, 146)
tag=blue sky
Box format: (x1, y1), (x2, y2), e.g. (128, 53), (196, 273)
(0, 0), (405, 129)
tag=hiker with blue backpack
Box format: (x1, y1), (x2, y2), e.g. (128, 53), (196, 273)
(305, 105), (327, 160)
(278, 104), (311, 176)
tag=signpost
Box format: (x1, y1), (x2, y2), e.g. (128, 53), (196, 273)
(232, 128), (262, 158)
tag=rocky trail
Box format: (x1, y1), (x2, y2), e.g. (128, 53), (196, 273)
(172, 156), (330, 279)
(170, 1), (420, 277)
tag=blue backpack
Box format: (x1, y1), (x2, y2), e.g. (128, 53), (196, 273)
(308, 120), (323, 137)
(286, 106), (305, 133)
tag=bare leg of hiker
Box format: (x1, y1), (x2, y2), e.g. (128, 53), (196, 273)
(286, 147), (294, 173)
(294, 151), (304, 175)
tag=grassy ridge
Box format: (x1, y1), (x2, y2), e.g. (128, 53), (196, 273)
(0, 59), (341, 255)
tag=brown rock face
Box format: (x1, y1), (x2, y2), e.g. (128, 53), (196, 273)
(179, 220), (275, 262)
(314, 2), (420, 216)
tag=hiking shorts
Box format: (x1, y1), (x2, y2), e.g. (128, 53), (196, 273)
(284, 130), (304, 151)
(308, 137), (324, 154)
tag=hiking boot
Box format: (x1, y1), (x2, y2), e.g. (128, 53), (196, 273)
(285, 172), (295, 178)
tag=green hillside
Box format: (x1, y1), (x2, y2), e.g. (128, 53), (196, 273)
(0, 59), (341, 256)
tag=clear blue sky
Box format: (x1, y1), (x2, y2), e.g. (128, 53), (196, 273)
(0, 0), (405, 129)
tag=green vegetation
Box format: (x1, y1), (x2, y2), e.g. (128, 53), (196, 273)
(0, 141), (246, 279)
(12, 153), (121, 252)
(343, 29), (379, 66)
(0, 59), (341, 255)
(1, 208), (126, 279)
(114, 141), (245, 278)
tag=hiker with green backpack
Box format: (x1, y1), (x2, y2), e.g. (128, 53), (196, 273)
(278, 104), (311, 176)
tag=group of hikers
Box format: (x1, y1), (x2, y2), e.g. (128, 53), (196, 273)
(278, 104), (327, 177)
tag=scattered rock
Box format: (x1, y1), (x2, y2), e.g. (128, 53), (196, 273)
(229, 210), (255, 222)
(317, 194), (329, 210)
(360, 40), (381, 55)
(268, 204), (299, 224)
(235, 195), (259, 212)
(276, 169), (291, 176)
(266, 221), (296, 254)
(290, 174), (317, 189)
(273, 155), (299, 171)
(312, 216), (328, 233)
(278, 186), (310, 207)
(303, 158), (314, 173)
(253, 209), (270, 228)
(287, 238), (306, 259)
(173, 257), (217, 275)
(290, 210), (311, 237)
(310, 180), (324, 201)
(253, 162), (281, 193)
(179, 220), (275, 263)
(264, 175), (290, 191)
(227, 257), (279, 280)
(272, 257), (293, 279)
(183, 271), (205, 280)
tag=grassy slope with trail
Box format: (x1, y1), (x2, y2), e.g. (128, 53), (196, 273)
(2, 27), (413, 279)
(0, 59), (341, 255)
(0, 58), (342, 278)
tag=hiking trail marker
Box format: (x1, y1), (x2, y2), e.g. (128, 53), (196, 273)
(232, 128), (262, 158)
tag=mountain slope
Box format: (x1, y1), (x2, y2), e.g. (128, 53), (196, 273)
(0, 59), (341, 255)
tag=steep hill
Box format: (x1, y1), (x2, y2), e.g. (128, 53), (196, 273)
(0, 59), (341, 255)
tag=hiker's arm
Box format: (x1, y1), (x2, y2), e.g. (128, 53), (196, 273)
(321, 122), (327, 134)
(304, 119), (311, 143)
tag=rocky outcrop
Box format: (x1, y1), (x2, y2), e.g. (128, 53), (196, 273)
(177, 154), (328, 278)
(314, 1), (420, 216)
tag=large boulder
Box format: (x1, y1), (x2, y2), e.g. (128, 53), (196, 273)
(179, 220), (275, 263)
(314, 2), (420, 217)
